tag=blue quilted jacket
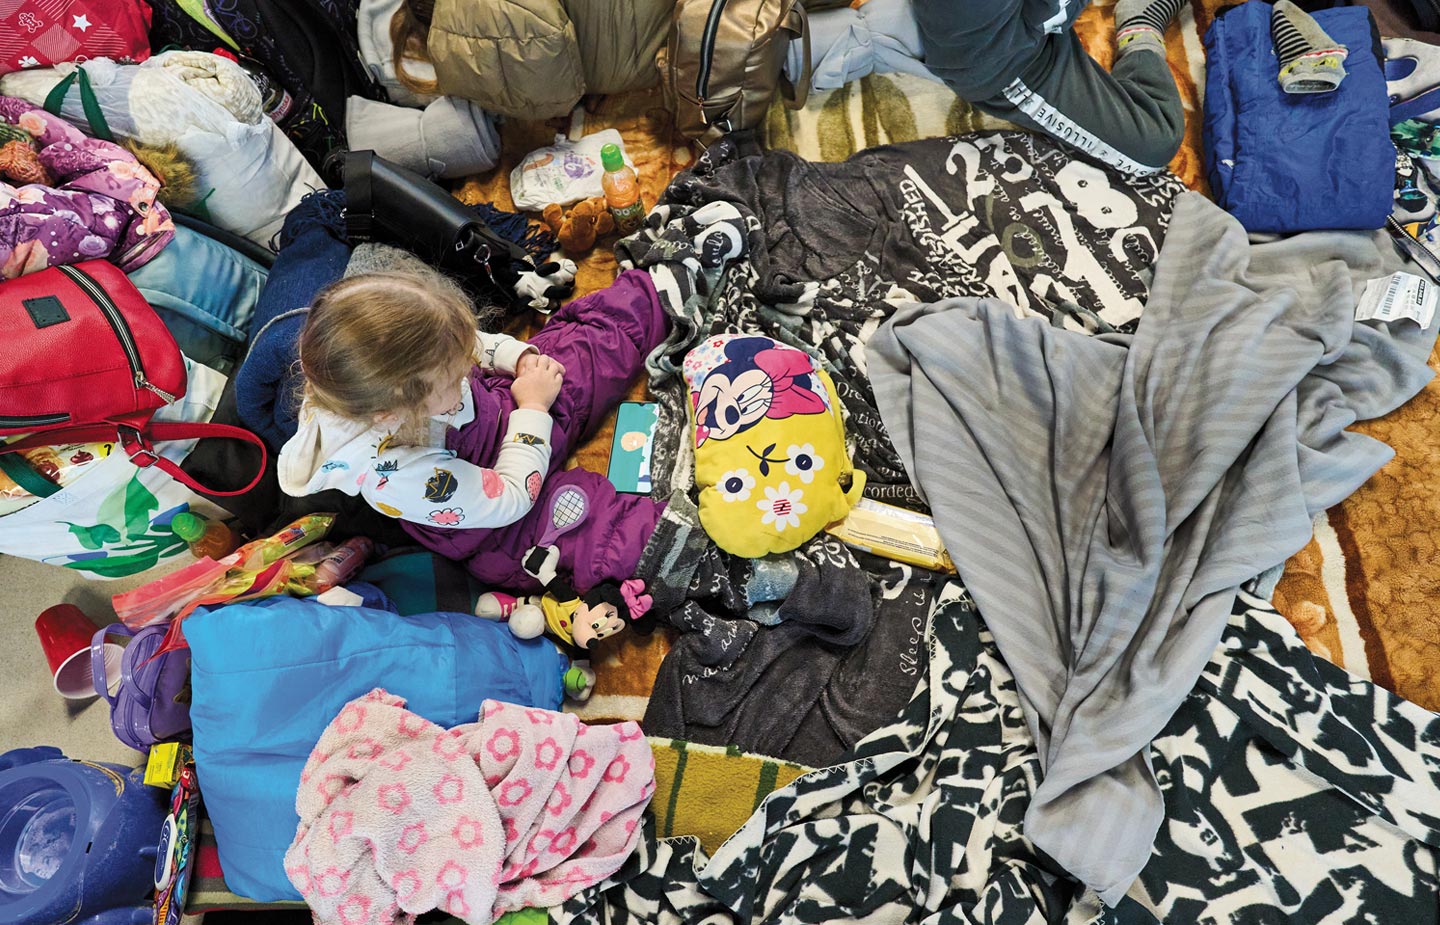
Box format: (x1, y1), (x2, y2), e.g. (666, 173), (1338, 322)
(1204, 2), (1395, 233)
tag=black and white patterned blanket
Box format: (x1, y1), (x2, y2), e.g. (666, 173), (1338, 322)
(626, 129), (1182, 763)
(561, 589), (1440, 924)
(620, 131), (1186, 503)
(615, 132), (1440, 919)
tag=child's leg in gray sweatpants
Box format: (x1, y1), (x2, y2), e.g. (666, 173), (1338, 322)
(975, 29), (1185, 175)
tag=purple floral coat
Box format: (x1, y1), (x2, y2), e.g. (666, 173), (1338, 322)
(0, 95), (173, 279)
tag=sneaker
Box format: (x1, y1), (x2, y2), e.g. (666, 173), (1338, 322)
(563, 663), (597, 701)
(476, 591), (526, 620)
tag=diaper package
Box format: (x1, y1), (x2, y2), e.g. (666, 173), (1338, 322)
(510, 129), (636, 210)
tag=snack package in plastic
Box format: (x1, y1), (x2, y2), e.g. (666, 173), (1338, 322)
(112, 514), (335, 629)
(234, 513), (335, 570)
(825, 498), (957, 573)
(0, 441), (115, 514)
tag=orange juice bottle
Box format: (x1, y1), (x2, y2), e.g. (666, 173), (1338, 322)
(600, 143), (644, 236)
(171, 512), (239, 560)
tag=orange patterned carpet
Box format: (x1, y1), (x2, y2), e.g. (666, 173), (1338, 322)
(455, 0), (1440, 718)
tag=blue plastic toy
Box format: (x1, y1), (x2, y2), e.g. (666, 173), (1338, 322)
(0, 747), (166, 925)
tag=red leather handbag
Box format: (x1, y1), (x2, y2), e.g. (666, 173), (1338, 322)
(0, 260), (265, 497)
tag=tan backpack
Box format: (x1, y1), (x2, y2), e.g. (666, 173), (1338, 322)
(659, 0), (813, 145)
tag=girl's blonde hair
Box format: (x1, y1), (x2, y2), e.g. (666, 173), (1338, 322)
(299, 270), (476, 431)
(390, 0), (440, 96)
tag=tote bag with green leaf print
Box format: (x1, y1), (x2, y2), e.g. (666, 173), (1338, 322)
(0, 359), (231, 578)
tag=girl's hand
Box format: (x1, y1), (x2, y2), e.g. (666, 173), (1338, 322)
(515, 351), (565, 379)
(512, 355), (564, 411)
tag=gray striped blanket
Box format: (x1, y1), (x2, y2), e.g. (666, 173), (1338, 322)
(867, 191), (1440, 903)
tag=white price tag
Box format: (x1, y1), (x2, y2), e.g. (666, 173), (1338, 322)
(1356, 272), (1437, 329)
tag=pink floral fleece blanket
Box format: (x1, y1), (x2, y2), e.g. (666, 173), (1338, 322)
(284, 689), (655, 925)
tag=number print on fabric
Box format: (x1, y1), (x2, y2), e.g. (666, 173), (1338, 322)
(620, 131), (1184, 505)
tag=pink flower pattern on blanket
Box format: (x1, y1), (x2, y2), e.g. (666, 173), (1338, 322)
(285, 689), (654, 925)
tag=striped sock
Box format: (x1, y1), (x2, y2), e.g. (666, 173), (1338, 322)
(1115, 0), (1186, 56)
(1272, 0), (1348, 94)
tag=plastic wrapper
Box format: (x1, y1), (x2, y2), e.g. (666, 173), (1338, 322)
(825, 498), (956, 573)
(234, 513), (334, 570)
(112, 555), (236, 629)
(112, 514), (335, 630)
(116, 514), (337, 658)
(509, 129), (635, 210)
(0, 441), (114, 515)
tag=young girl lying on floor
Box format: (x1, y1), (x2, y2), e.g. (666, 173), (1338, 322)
(277, 266), (670, 661)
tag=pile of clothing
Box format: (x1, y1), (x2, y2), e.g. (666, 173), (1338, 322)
(601, 121), (1440, 918)
(4, 3), (1440, 925)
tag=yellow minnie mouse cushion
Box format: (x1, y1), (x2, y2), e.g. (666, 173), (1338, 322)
(683, 334), (865, 557)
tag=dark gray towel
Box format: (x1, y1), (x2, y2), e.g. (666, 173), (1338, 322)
(643, 545), (940, 768)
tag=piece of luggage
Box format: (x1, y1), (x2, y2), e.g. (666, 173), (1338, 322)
(0, 260), (266, 497)
(660, 0), (813, 144)
(187, 596), (565, 901)
(15, 51), (330, 248)
(127, 222), (270, 374)
(147, 0), (386, 171)
(0, 1), (151, 75)
(91, 623), (192, 751)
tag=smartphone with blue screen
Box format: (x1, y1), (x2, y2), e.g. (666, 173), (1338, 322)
(607, 402), (659, 494)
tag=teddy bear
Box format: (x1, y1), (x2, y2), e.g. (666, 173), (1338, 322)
(541, 196), (615, 254)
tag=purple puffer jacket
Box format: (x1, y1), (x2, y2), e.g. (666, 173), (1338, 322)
(0, 95), (173, 279)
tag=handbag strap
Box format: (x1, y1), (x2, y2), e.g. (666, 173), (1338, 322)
(43, 67), (115, 143)
(0, 422), (268, 498)
(0, 452), (60, 498)
(91, 622), (138, 706)
(778, 4), (812, 111)
(346, 149), (375, 242)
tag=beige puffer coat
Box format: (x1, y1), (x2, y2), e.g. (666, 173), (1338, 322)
(427, 0), (674, 119)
